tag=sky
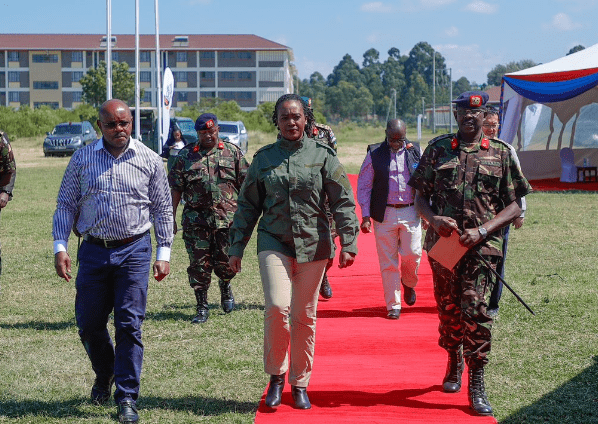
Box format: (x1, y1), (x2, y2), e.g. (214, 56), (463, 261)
(3, 0), (596, 86)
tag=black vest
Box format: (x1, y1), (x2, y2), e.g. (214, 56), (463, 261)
(367, 140), (421, 223)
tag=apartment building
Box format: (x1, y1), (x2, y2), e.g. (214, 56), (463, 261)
(0, 33), (294, 110)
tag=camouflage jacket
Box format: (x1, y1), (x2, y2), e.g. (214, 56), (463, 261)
(0, 131), (16, 197)
(169, 140), (248, 230)
(408, 133), (532, 256)
(313, 123), (337, 152)
(228, 134), (358, 263)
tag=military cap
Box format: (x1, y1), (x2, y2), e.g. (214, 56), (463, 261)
(194, 113), (218, 131)
(452, 91), (489, 109)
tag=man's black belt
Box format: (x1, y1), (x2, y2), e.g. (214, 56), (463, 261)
(83, 230), (149, 249)
(386, 202), (414, 209)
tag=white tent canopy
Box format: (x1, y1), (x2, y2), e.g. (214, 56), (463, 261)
(500, 43), (598, 180)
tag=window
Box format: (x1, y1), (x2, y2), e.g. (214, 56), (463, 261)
(221, 72), (235, 80)
(8, 72), (19, 82)
(142, 91), (151, 102)
(140, 51), (151, 62)
(200, 71), (215, 79)
(178, 92), (188, 101)
(33, 81), (59, 90)
(8, 92), (19, 102)
(112, 51), (119, 61)
(176, 72), (188, 82)
(222, 52), (235, 59)
(71, 51), (83, 62)
(72, 91), (83, 102)
(32, 54), (59, 63)
(176, 52), (187, 63)
(238, 52), (252, 59)
(72, 71), (84, 82)
(238, 72), (252, 80)
(238, 92), (252, 99)
(34, 102), (59, 109)
(200, 52), (215, 59)
(140, 71), (151, 82)
(8, 51), (19, 62)
(200, 91), (216, 98)
(220, 92), (235, 99)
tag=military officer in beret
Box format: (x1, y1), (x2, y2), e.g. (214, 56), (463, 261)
(169, 113), (249, 323)
(408, 91), (531, 416)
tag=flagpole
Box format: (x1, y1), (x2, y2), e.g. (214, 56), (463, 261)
(134, 0), (140, 140)
(106, 0), (112, 100)
(154, 0), (162, 155)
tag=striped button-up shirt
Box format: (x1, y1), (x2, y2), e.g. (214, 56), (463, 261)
(53, 137), (173, 261)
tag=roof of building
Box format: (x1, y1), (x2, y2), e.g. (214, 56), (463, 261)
(485, 85), (501, 104)
(0, 34), (289, 51)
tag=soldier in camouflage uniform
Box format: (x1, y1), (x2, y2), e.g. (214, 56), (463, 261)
(408, 91), (531, 416)
(0, 130), (16, 280)
(301, 97), (337, 299)
(169, 113), (249, 324)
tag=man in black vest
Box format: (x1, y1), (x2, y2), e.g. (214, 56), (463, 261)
(357, 119), (422, 320)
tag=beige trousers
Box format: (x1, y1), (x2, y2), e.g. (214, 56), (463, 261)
(258, 250), (327, 387)
(373, 205), (422, 311)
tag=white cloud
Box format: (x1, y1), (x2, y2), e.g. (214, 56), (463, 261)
(361, 2), (394, 13)
(445, 26), (459, 37)
(419, 0), (456, 8)
(366, 33), (381, 43)
(464, 1), (498, 14)
(546, 13), (582, 31)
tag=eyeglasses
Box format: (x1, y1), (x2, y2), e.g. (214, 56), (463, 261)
(388, 138), (407, 143)
(456, 109), (485, 118)
(101, 120), (131, 129)
(482, 124), (499, 129)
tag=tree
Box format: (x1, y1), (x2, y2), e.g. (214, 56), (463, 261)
(567, 45), (585, 55)
(362, 48), (380, 68)
(486, 60), (537, 86)
(327, 54), (364, 87)
(453, 77), (471, 95)
(80, 61), (139, 107)
(325, 81), (373, 119)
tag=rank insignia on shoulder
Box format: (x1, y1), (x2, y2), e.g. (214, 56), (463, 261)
(218, 141), (224, 149)
(451, 137), (459, 150)
(481, 138), (490, 150)
(193, 144), (200, 153)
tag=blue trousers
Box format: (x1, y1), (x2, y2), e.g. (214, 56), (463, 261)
(75, 233), (151, 403)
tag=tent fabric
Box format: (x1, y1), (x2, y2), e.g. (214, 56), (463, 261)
(500, 43), (598, 180)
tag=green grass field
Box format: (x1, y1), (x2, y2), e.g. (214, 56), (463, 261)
(1, 129), (597, 423)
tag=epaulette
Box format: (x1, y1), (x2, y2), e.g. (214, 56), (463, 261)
(253, 143), (277, 157)
(427, 133), (455, 145)
(312, 138), (336, 154)
(488, 137), (511, 148)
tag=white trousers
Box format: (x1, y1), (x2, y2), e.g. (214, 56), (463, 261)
(258, 250), (327, 387)
(373, 206), (422, 311)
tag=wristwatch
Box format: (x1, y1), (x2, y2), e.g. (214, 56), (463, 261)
(478, 227), (488, 238)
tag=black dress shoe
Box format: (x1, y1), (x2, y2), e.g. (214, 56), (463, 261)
(291, 386), (311, 409)
(402, 285), (416, 306)
(117, 399), (139, 423)
(219, 280), (235, 313)
(265, 374), (285, 408)
(319, 274), (333, 299)
(387, 309), (401, 320)
(91, 374), (114, 405)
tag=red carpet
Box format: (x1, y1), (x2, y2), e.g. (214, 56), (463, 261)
(529, 178), (598, 191)
(254, 175), (497, 424)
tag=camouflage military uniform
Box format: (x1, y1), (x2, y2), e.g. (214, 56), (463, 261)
(408, 132), (531, 367)
(169, 139), (248, 292)
(0, 131), (16, 276)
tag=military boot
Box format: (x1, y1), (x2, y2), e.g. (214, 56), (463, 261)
(442, 349), (464, 393)
(218, 280), (235, 313)
(191, 289), (209, 324)
(468, 366), (494, 416)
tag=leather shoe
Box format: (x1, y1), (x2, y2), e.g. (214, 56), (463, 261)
(319, 274), (333, 299)
(117, 399), (139, 423)
(91, 374), (114, 405)
(291, 386), (311, 409)
(402, 284), (416, 306)
(387, 309), (400, 320)
(265, 374), (285, 408)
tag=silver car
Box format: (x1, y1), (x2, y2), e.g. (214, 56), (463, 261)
(43, 121), (97, 157)
(218, 120), (248, 154)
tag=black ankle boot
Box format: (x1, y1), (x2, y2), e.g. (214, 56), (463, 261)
(191, 290), (209, 324)
(468, 367), (493, 416)
(265, 374), (285, 408)
(291, 386), (311, 409)
(319, 274), (333, 299)
(218, 280), (235, 313)
(442, 349), (464, 393)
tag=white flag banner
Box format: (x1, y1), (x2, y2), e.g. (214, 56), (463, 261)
(161, 67), (174, 147)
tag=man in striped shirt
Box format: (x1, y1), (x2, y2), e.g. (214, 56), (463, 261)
(53, 99), (173, 424)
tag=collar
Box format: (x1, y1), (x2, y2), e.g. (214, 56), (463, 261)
(452, 133), (489, 152)
(278, 134), (305, 151)
(95, 137), (138, 152)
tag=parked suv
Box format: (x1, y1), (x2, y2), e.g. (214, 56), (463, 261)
(218, 121), (248, 154)
(170, 116), (198, 145)
(43, 121), (97, 157)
